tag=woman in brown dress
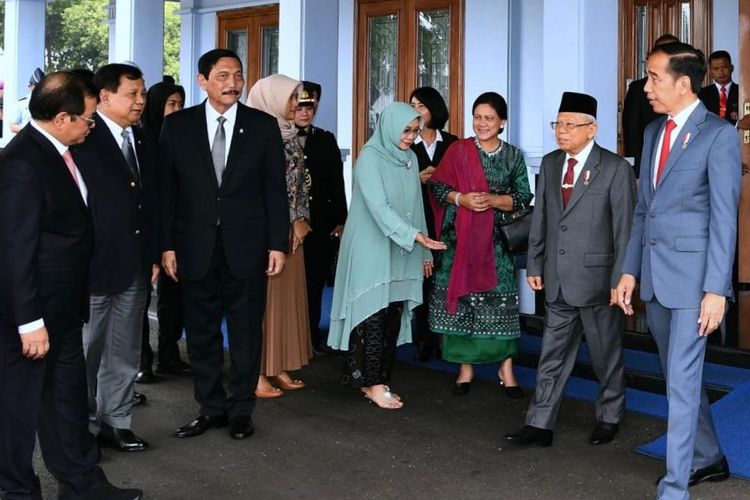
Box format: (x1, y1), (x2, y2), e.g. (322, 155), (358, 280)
(247, 74), (313, 397)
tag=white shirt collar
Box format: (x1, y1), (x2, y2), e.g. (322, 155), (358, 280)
(414, 129), (443, 146)
(564, 138), (595, 166)
(205, 100), (238, 124)
(96, 109), (133, 145)
(668, 97), (701, 129)
(29, 120), (68, 155)
(714, 81), (734, 93)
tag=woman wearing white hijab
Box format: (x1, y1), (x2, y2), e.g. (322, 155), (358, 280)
(247, 74), (312, 397)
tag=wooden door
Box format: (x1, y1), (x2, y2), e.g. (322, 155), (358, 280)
(736, 1), (750, 349)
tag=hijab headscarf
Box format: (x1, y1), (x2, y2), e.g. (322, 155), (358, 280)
(142, 81), (185, 142)
(361, 102), (420, 168)
(246, 74), (301, 141)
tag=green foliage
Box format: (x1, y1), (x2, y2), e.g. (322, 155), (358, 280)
(46, 0), (109, 71)
(164, 1), (181, 83)
(0, 2), (5, 51)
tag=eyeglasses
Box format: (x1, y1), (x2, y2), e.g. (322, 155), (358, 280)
(73, 114), (96, 127)
(550, 121), (593, 131)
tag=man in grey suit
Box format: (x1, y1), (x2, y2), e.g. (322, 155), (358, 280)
(505, 92), (635, 447)
(616, 42), (739, 499)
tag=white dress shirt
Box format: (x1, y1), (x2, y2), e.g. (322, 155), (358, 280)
(20, 121), (89, 334)
(205, 100), (238, 165)
(561, 138), (595, 187)
(651, 98), (701, 188)
(97, 110), (140, 171)
(414, 129), (443, 162)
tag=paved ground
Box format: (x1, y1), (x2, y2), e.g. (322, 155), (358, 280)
(33, 343), (750, 500)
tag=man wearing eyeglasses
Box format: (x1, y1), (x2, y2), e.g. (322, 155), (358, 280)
(505, 92), (635, 448)
(74, 63), (159, 455)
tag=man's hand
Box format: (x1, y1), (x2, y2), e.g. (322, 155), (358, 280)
(267, 250), (285, 276)
(162, 251), (178, 282)
(698, 292), (726, 337)
(20, 326), (50, 360)
(329, 225), (344, 239)
(527, 276), (544, 291)
(151, 264), (160, 285)
(615, 274), (637, 315)
(609, 288), (618, 306)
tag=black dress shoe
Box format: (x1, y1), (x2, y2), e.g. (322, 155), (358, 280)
(175, 414), (228, 438)
(229, 416), (255, 440)
(589, 421), (619, 445)
(415, 341), (434, 362)
(134, 370), (155, 384)
(97, 425), (149, 452)
(504, 425), (554, 447)
(58, 480), (143, 500)
(688, 456), (730, 486)
(452, 381), (472, 396)
(503, 385), (524, 399)
(133, 391), (147, 406)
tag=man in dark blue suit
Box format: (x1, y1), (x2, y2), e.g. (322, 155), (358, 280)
(0, 72), (141, 500)
(617, 42), (740, 500)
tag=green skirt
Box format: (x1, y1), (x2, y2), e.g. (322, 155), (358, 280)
(442, 335), (518, 364)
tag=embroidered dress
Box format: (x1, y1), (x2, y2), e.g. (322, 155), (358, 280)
(428, 139), (532, 363)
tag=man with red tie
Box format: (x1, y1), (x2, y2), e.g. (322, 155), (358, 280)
(505, 92), (635, 448)
(698, 50), (739, 126)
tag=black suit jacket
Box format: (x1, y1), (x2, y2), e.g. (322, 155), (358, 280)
(160, 102), (289, 280)
(301, 126), (347, 234)
(622, 77), (661, 178)
(411, 131), (459, 239)
(698, 83), (739, 126)
(74, 112), (159, 295)
(0, 126), (94, 336)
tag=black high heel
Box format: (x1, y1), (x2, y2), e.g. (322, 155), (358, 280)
(452, 381), (472, 396)
(499, 377), (524, 399)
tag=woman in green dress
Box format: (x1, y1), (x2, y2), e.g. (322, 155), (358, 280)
(428, 92), (532, 398)
(328, 102), (446, 409)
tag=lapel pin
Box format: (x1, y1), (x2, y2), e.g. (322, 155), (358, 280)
(681, 132), (691, 149)
(583, 170), (591, 186)
(239, 128), (244, 134)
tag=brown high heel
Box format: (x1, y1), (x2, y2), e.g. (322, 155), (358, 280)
(270, 374), (305, 391)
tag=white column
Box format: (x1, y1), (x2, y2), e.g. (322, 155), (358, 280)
(278, 0), (303, 79)
(113, 0), (165, 88)
(107, 0), (117, 64)
(178, 2), (200, 106)
(336, 0), (355, 204)
(2, 0), (46, 142)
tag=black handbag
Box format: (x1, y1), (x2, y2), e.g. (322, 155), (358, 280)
(499, 207), (532, 254)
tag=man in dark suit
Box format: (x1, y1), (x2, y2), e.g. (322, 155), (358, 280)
(75, 64), (158, 453)
(294, 81), (347, 353)
(0, 72), (142, 500)
(505, 92), (635, 448)
(698, 50), (739, 126)
(622, 34), (679, 178)
(160, 49), (289, 440)
(617, 42), (740, 499)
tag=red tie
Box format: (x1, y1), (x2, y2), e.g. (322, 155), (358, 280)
(561, 158), (577, 208)
(62, 150), (80, 187)
(719, 86), (727, 118)
(656, 119), (676, 184)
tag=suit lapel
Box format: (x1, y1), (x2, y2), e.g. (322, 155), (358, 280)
(656, 105), (705, 189)
(222, 104), (252, 187)
(563, 143), (602, 214)
(548, 150), (565, 213)
(192, 103), (218, 190)
(28, 127), (88, 211)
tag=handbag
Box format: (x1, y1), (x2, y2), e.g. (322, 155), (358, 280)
(498, 207), (532, 254)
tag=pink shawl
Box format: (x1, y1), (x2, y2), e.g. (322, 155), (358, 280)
(429, 138), (497, 314)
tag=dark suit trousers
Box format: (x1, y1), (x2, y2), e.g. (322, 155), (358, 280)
(139, 272), (185, 371)
(181, 232), (266, 418)
(0, 327), (104, 499)
(303, 231), (336, 347)
(526, 297), (626, 430)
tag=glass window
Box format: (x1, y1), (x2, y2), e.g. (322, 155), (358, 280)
(417, 9), (451, 113)
(680, 2), (691, 44)
(367, 14), (399, 138)
(635, 5), (648, 79)
(261, 26), (279, 78)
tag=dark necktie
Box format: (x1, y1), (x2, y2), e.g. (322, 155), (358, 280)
(297, 127), (308, 137)
(655, 119), (677, 185)
(561, 158), (577, 208)
(212, 116), (227, 186)
(121, 129), (140, 186)
(719, 86), (727, 118)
